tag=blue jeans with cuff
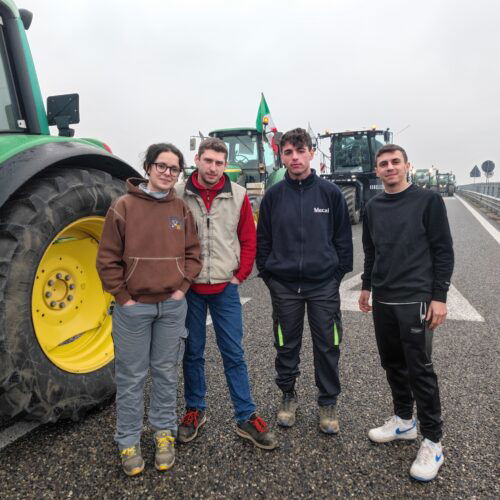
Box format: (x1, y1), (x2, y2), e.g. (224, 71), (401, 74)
(183, 284), (256, 423)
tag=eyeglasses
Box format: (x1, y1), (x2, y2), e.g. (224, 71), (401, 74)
(151, 163), (181, 176)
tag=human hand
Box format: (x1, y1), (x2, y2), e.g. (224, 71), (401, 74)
(171, 290), (185, 301)
(426, 300), (447, 330)
(230, 276), (241, 285)
(358, 290), (372, 312)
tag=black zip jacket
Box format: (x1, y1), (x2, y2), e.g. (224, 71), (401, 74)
(257, 170), (353, 292)
(361, 184), (454, 302)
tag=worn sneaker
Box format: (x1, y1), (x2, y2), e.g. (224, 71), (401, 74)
(368, 415), (417, 443)
(236, 414), (278, 450)
(119, 444), (144, 476)
(277, 391), (298, 427)
(178, 408), (207, 443)
(410, 438), (444, 481)
(154, 430), (175, 471)
(319, 404), (339, 434)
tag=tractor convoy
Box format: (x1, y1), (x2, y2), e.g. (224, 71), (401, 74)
(0, 2), (458, 423)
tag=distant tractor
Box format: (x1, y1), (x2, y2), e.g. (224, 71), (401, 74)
(413, 168), (438, 191)
(319, 128), (392, 224)
(0, 2), (137, 422)
(437, 172), (456, 196)
(190, 127), (286, 214)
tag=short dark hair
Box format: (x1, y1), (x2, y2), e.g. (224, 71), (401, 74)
(143, 143), (185, 175)
(375, 144), (408, 165)
(198, 138), (228, 160)
(280, 128), (313, 150)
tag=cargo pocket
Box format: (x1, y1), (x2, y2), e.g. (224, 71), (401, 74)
(409, 326), (433, 364)
(177, 328), (188, 362)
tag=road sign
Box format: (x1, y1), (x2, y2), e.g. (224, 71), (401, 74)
(481, 160), (495, 173)
(470, 165), (481, 178)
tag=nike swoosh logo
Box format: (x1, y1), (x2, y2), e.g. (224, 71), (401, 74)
(395, 424), (415, 435)
(435, 454), (443, 462)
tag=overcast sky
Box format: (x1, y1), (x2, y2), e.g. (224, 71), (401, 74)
(20, 0), (499, 183)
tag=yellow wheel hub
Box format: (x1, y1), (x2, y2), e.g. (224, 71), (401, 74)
(32, 217), (114, 373)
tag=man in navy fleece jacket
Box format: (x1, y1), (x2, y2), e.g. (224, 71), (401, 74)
(257, 128), (353, 435)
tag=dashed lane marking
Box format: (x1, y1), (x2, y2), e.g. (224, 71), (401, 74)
(0, 421), (40, 452)
(340, 273), (484, 322)
(453, 195), (500, 245)
(206, 297), (251, 326)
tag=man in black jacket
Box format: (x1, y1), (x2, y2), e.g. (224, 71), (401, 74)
(358, 144), (453, 482)
(257, 128), (353, 434)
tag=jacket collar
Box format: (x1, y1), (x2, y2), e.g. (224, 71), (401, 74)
(284, 169), (317, 189)
(186, 172), (233, 197)
(126, 178), (176, 202)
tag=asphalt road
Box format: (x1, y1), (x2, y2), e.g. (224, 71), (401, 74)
(0, 196), (498, 499)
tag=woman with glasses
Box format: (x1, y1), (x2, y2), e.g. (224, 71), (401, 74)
(97, 143), (202, 476)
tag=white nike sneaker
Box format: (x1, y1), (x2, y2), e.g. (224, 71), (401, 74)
(410, 438), (444, 481)
(368, 415), (417, 443)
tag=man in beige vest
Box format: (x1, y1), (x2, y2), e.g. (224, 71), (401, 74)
(175, 138), (277, 450)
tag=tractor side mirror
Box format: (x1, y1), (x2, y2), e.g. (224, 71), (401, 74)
(190, 137), (197, 151)
(47, 94), (79, 137)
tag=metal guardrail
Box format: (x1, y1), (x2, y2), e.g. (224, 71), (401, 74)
(457, 189), (500, 216)
(458, 182), (500, 198)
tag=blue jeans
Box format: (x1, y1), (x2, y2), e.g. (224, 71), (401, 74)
(112, 298), (187, 449)
(184, 284), (256, 423)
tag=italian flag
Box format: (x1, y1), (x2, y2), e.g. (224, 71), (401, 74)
(256, 93), (279, 153)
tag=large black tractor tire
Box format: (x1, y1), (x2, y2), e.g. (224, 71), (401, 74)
(340, 186), (361, 225)
(0, 168), (125, 422)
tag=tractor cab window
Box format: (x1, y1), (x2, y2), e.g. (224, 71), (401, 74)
(224, 134), (259, 170)
(331, 134), (371, 173)
(0, 23), (23, 132)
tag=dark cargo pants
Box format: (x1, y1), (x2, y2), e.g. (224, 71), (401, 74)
(372, 300), (442, 442)
(267, 278), (342, 406)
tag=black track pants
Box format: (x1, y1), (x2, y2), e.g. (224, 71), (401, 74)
(267, 278), (342, 406)
(372, 300), (442, 442)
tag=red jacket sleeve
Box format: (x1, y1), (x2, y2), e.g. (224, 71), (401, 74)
(234, 194), (256, 282)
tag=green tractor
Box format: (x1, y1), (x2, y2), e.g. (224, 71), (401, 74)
(437, 172), (456, 196)
(413, 168), (438, 190)
(189, 127), (286, 215)
(0, 2), (136, 422)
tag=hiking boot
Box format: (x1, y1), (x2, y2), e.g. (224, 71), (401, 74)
(277, 391), (298, 427)
(410, 438), (444, 481)
(368, 415), (417, 443)
(318, 404), (339, 434)
(119, 444), (144, 476)
(178, 408), (207, 443)
(236, 414), (278, 450)
(154, 430), (175, 471)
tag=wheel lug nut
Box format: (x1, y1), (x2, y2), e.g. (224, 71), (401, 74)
(56, 273), (62, 279)
(59, 302), (66, 308)
(48, 280), (54, 286)
(45, 292), (52, 298)
(67, 295), (73, 301)
(50, 301), (57, 307)
(69, 284), (75, 290)
(65, 275), (71, 281)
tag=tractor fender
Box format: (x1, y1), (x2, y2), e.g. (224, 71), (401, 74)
(0, 141), (138, 208)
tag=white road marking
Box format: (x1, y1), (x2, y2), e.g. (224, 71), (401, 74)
(0, 421), (40, 451)
(340, 273), (484, 322)
(206, 297), (251, 326)
(454, 194), (500, 245)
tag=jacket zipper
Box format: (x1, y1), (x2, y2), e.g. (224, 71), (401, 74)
(298, 181), (303, 293)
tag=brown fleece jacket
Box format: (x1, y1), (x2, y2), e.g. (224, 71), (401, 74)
(96, 178), (202, 305)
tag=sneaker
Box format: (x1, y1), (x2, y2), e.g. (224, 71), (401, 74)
(410, 438), (444, 481)
(236, 414), (278, 450)
(318, 404), (339, 434)
(368, 415), (417, 443)
(119, 444), (144, 476)
(277, 391), (298, 427)
(178, 408), (207, 443)
(154, 430), (175, 471)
